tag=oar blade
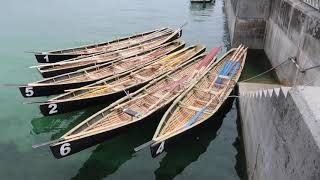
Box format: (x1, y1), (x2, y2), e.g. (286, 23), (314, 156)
(134, 140), (155, 152)
(32, 139), (63, 149)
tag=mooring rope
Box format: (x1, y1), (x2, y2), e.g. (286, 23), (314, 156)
(239, 58), (291, 83)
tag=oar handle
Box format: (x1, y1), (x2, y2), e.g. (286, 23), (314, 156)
(0, 83), (27, 87)
(134, 140), (155, 152)
(180, 22), (188, 29)
(32, 138), (64, 149)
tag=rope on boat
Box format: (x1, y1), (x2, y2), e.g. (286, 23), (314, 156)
(239, 57), (291, 83)
(240, 56), (320, 84)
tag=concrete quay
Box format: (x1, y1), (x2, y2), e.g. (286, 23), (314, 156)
(237, 83), (320, 180)
(225, 0), (320, 86)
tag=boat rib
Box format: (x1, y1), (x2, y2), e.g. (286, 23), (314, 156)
(151, 45), (247, 148)
(47, 49), (219, 158)
(37, 27), (173, 56)
(36, 31), (179, 77)
(47, 44), (205, 101)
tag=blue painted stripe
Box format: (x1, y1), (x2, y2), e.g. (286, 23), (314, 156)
(184, 106), (207, 128)
(228, 62), (240, 80)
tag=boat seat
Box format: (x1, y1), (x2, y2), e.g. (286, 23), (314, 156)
(114, 66), (125, 71)
(123, 108), (140, 117)
(218, 75), (230, 79)
(179, 103), (212, 115)
(193, 88), (219, 95)
(152, 93), (163, 99)
(166, 75), (178, 81)
(134, 74), (149, 81)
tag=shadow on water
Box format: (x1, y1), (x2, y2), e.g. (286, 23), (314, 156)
(154, 97), (235, 180)
(31, 103), (108, 137)
(233, 86), (248, 180)
(233, 108), (248, 180)
(71, 107), (166, 180)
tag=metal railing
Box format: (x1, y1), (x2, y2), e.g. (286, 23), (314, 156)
(302, 0), (320, 10)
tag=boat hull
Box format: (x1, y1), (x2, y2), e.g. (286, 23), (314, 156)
(50, 103), (171, 159)
(39, 83), (146, 116)
(35, 54), (82, 63)
(19, 81), (97, 97)
(35, 28), (182, 64)
(150, 94), (236, 158)
(40, 63), (94, 78)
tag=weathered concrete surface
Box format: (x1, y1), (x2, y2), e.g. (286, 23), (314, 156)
(265, 0), (320, 86)
(238, 83), (320, 180)
(225, 0), (271, 49)
(225, 0), (320, 85)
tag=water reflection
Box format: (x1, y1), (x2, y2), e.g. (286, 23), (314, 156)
(31, 104), (106, 137)
(72, 108), (164, 180)
(154, 98), (235, 180)
(189, 1), (215, 12)
(71, 138), (135, 180)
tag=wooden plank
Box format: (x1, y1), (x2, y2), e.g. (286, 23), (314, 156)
(179, 104), (212, 115)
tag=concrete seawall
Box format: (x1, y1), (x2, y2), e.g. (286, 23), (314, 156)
(225, 0), (320, 85)
(225, 0), (270, 49)
(238, 83), (320, 180)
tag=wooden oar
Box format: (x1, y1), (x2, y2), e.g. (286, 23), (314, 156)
(29, 32), (171, 69)
(64, 85), (111, 92)
(230, 44), (244, 60)
(64, 78), (134, 93)
(134, 140), (156, 152)
(24, 51), (41, 54)
(0, 83), (28, 87)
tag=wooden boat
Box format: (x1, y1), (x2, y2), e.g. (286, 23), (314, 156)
(147, 45), (247, 157)
(34, 30), (182, 78)
(34, 27), (178, 63)
(38, 48), (219, 158)
(37, 44), (204, 116)
(19, 41), (185, 98)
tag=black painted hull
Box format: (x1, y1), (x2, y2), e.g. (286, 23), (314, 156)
(35, 54), (83, 63)
(35, 29), (182, 64)
(150, 94), (236, 158)
(39, 83), (146, 116)
(50, 101), (172, 159)
(19, 80), (97, 98)
(40, 63), (95, 78)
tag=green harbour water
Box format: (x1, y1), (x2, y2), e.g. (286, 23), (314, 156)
(0, 0), (277, 179)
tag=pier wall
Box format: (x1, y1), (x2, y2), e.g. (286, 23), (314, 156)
(225, 0), (270, 49)
(238, 83), (320, 180)
(225, 0), (320, 85)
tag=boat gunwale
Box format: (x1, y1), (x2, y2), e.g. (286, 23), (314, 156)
(35, 27), (171, 55)
(50, 53), (211, 146)
(151, 48), (247, 144)
(36, 32), (179, 73)
(31, 44), (205, 87)
(43, 41), (187, 102)
(28, 31), (184, 87)
(37, 39), (183, 74)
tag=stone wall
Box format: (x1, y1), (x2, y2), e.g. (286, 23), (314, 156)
(225, 0), (271, 49)
(238, 83), (320, 180)
(265, 0), (320, 85)
(225, 0), (320, 85)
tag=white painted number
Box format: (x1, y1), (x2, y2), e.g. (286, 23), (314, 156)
(60, 143), (71, 156)
(25, 87), (34, 97)
(48, 104), (58, 114)
(44, 55), (49, 62)
(156, 141), (165, 155)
